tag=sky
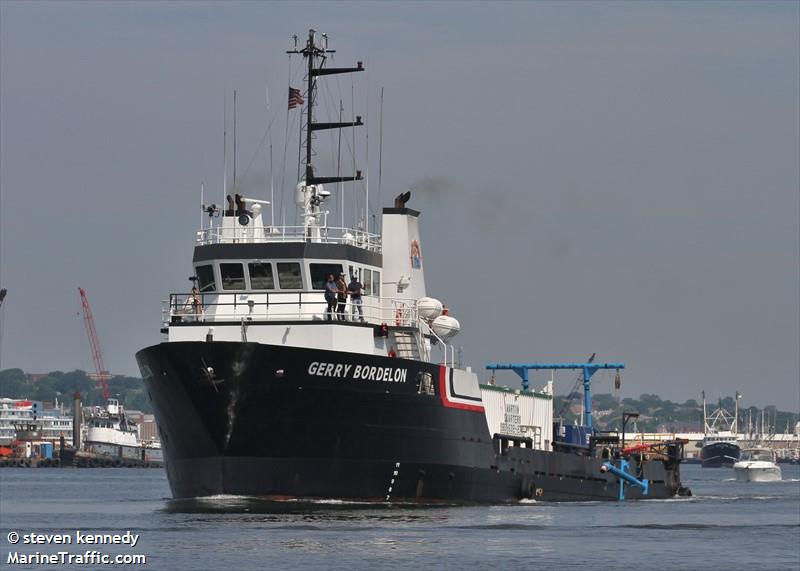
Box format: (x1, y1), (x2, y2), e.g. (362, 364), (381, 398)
(0, 1), (798, 408)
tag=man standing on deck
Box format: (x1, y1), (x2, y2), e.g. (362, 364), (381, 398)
(336, 273), (348, 321)
(347, 274), (364, 323)
(324, 274), (338, 322)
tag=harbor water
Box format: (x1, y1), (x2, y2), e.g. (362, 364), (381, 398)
(1, 464), (798, 570)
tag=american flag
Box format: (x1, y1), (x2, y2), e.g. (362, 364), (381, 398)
(288, 87), (304, 110)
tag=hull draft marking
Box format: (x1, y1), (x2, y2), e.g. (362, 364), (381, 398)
(385, 462), (401, 501)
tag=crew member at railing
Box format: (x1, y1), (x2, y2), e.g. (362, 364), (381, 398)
(181, 287), (202, 316)
(191, 287), (202, 315)
(336, 273), (348, 321)
(324, 275), (338, 322)
(347, 274), (364, 322)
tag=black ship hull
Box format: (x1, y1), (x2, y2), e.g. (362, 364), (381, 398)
(701, 441), (740, 468)
(136, 341), (684, 502)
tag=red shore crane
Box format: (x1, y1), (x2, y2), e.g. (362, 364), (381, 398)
(78, 287), (111, 400)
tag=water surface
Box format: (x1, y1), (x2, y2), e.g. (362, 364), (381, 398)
(2, 464), (798, 570)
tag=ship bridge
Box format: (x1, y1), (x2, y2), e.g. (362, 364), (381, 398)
(165, 193), (458, 367)
(180, 194), (393, 327)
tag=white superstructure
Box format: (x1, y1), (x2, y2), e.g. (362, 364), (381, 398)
(165, 189), (464, 369)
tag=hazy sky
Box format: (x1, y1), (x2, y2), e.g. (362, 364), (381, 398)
(1, 2), (798, 408)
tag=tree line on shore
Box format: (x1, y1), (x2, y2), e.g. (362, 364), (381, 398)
(554, 391), (798, 433)
(0, 368), (151, 413)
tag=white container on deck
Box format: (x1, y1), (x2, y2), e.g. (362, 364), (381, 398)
(480, 385), (554, 451)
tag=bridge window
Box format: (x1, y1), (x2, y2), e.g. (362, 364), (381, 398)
(220, 263), (246, 290)
(310, 263), (344, 290)
(363, 269), (372, 296)
(277, 262), (303, 290)
(373, 271), (380, 296)
(248, 262), (275, 290)
(195, 265), (216, 292)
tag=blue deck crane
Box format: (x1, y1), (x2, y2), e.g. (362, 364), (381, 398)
(484, 362), (625, 430)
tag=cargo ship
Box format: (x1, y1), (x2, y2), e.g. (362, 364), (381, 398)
(136, 30), (689, 502)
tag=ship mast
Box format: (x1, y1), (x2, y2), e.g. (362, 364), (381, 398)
(288, 29), (364, 188)
(702, 390), (708, 434)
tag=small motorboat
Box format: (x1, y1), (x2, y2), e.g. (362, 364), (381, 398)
(733, 447), (782, 482)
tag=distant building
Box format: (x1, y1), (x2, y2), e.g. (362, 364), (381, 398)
(0, 398), (73, 445)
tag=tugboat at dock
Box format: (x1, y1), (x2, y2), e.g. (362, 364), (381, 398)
(83, 398), (163, 465)
(136, 30), (690, 502)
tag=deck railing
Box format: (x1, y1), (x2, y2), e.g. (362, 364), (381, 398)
(195, 225), (382, 252)
(165, 291), (416, 327)
(164, 291), (456, 366)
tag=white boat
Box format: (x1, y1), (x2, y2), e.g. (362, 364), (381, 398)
(84, 398), (154, 461)
(733, 447), (782, 482)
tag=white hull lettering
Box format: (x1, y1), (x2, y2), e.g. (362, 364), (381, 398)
(310, 361), (406, 383)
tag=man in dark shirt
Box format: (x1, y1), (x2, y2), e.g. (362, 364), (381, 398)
(347, 275), (364, 322)
(324, 274), (338, 321)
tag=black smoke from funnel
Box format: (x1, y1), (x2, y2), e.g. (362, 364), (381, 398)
(409, 177), (461, 205)
(408, 175), (570, 260)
